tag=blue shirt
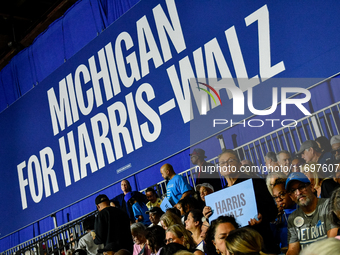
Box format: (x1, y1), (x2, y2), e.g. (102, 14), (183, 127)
(132, 202), (151, 226)
(271, 204), (297, 248)
(166, 175), (192, 205)
(318, 151), (333, 165)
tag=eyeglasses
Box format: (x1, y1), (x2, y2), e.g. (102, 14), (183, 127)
(288, 183), (309, 195)
(218, 158), (238, 166)
(164, 238), (174, 244)
(331, 148), (340, 155)
(273, 192), (287, 201)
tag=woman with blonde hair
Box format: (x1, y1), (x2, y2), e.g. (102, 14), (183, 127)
(224, 228), (264, 255)
(300, 162), (322, 197)
(159, 212), (182, 230)
(301, 162), (338, 198)
(173, 251), (194, 255)
(165, 224), (204, 255)
(301, 161), (340, 198)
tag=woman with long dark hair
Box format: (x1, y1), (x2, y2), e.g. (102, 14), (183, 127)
(185, 209), (204, 252)
(145, 225), (166, 255)
(204, 216), (240, 255)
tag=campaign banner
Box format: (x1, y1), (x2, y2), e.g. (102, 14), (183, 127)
(205, 179), (257, 227)
(1, 0), (340, 237)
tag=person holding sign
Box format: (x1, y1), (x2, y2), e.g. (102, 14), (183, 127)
(205, 149), (279, 254)
(160, 164), (193, 206)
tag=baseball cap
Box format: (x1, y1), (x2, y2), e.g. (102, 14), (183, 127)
(296, 140), (320, 155)
(95, 194), (109, 205)
(330, 135), (340, 146)
(146, 207), (164, 215)
(189, 148), (207, 158)
(196, 183), (214, 192)
(285, 172), (310, 190)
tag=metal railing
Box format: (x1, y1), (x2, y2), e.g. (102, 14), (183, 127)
(2, 211), (97, 255)
(3, 101), (340, 255)
(234, 102), (340, 172)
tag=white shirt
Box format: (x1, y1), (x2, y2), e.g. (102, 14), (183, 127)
(77, 232), (103, 255)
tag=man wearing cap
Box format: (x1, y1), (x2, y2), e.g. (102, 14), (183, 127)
(160, 163), (193, 206)
(297, 140), (332, 165)
(190, 148), (223, 192)
(285, 173), (338, 255)
(330, 135), (340, 161)
(93, 194), (133, 252)
(196, 183), (214, 203)
(146, 207), (164, 227)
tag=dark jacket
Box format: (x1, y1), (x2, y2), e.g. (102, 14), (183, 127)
(94, 206), (133, 252)
(234, 178), (280, 254)
(111, 191), (147, 221)
(321, 178), (340, 198)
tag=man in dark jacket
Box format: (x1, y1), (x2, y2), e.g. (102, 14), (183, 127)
(93, 194), (133, 253)
(110, 179), (147, 222)
(190, 148), (223, 191)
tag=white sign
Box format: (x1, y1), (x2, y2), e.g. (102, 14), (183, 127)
(205, 179), (258, 227)
(160, 197), (173, 212)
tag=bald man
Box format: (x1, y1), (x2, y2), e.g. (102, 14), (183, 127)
(160, 163), (193, 206)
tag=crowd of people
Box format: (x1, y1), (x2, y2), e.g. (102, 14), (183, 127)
(71, 135), (340, 255)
